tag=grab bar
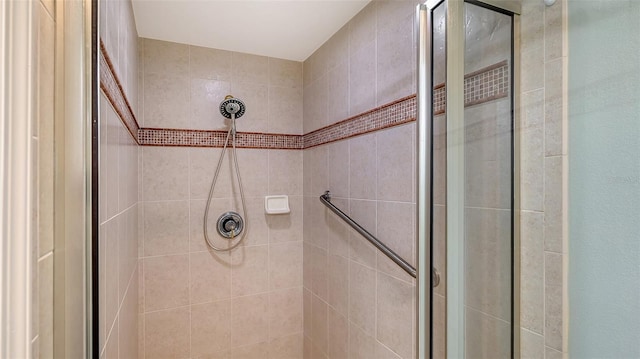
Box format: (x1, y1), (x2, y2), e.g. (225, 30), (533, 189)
(319, 191), (417, 278)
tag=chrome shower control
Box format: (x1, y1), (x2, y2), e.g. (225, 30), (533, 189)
(217, 211), (244, 239)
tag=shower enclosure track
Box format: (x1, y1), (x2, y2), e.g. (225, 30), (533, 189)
(319, 191), (417, 278)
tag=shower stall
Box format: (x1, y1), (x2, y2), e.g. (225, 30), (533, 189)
(94, 0), (523, 357)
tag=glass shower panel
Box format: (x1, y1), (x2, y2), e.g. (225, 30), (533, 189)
(462, 2), (513, 358)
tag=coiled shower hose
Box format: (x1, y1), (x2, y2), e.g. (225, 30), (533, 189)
(203, 115), (248, 251)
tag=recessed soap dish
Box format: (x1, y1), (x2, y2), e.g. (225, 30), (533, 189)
(264, 195), (290, 214)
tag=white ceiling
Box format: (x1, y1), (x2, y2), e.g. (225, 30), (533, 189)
(131, 0), (371, 62)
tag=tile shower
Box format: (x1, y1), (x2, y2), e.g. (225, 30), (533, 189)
(98, 0), (570, 358)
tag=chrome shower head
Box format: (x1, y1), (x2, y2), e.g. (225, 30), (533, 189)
(219, 96), (246, 119)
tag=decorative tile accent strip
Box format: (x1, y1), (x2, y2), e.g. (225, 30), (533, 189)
(433, 60), (509, 115)
(303, 95), (416, 149)
(99, 41), (140, 143)
(139, 128), (304, 150)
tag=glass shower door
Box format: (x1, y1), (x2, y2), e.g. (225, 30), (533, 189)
(417, 1), (516, 357)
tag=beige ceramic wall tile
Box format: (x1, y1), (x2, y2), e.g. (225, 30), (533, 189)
(544, 156), (564, 253)
(268, 85), (304, 134)
(349, 42), (376, 116)
(326, 307), (348, 359)
(326, 253), (349, 317)
(544, 59), (565, 157)
(231, 245), (269, 296)
(105, 103), (121, 219)
(326, 61), (350, 126)
(308, 146), (329, 199)
(349, 134), (377, 200)
(348, 3), (376, 54)
(232, 52), (269, 85)
(349, 262), (376, 336)
(38, 254), (54, 358)
(309, 244), (328, 301)
(143, 71), (190, 128)
(520, 90), (545, 212)
(302, 75), (328, 133)
(143, 254), (189, 311)
(326, 140), (350, 198)
(268, 332), (303, 359)
(348, 321), (376, 359)
(269, 58), (302, 88)
(432, 294), (446, 359)
(464, 208), (512, 321)
(269, 287), (303, 339)
(231, 293), (269, 347)
(189, 147), (233, 200)
(303, 288), (312, 337)
(191, 300), (232, 356)
(119, 128), (139, 211)
(376, 272), (414, 358)
(190, 45), (233, 82)
(545, 346), (564, 359)
(544, 1), (565, 62)
(143, 39), (189, 76)
(118, 205), (139, 304)
(143, 200), (189, 256)
(521, 211), (545, 334)
(520, 329), (545, 359)
(142, 146), (189, 201)
(544, 252), (563, 351)
(310, 294), (328, 354)
(464, 307), (511, 359)
(231, 342), (270, 359)
(103, 317), (119, 359)
(190, 250), (232, 303)
(269, 150), (303, 196)
(520, 1), (545, 93)
(105, 218), (119, 337)
(144, 307), (190, 358)
(234, 149), (269, 198)
(269, 241), (303, 290)
(377, 124), (414, 202)
(118, 267), (139, 359)
(376, 15), (414, 107)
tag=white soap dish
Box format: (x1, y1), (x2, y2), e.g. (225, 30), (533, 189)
(264, 195), (290, 214)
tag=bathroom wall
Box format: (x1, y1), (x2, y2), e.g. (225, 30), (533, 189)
(302, 1), (418, 358)
(519, 0), (569, 357)
(568, 1), (640, 357)
(99, 0), (141, 357)
(34, 0), (56, 355)
(138, 38), (304, 358)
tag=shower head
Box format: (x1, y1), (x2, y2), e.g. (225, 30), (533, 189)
(219, 95), (246, 119)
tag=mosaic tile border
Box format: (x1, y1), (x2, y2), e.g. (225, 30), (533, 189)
(100, 41), (508, 150)
(138, 128), (303, 150)
(99, 41), (140, 143)
(433, 60), (509, 115)
(303, 95), (416, 149)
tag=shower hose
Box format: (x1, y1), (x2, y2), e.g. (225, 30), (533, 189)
(203, 114), (248, 251)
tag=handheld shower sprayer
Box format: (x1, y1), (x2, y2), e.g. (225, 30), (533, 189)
(203, 95), (249, 252)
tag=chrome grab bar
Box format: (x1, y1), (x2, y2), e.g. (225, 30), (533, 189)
(319, 191), (417, 278)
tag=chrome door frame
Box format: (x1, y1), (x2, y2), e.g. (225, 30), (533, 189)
(416, 0), (520, 357)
